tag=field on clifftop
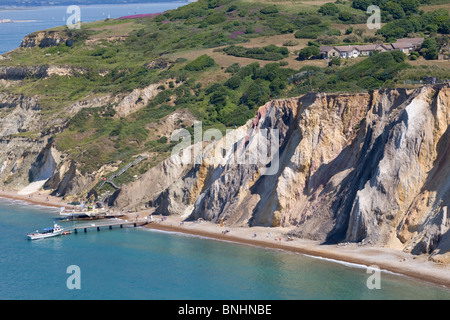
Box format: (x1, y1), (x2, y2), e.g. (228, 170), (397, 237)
(0, 0), (449, 199)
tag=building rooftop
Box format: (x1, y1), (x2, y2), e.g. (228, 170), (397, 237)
(391, 42), (414, 49)
(355, 44), (379, 51)
(319, 46), (334, 52)
(334, 45), (355, 52)
(396, 37), (424, 44)
(319, 38), (424, 54)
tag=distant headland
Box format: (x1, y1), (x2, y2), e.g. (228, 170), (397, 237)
(0, 18), (37, 23)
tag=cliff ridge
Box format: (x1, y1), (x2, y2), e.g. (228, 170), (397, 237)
(112, 85), (449, 261)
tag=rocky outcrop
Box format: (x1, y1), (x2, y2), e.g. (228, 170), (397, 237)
(0, 92), (46, 189)
(20, 30), (69, 48)
(0, 72), (182, 198)
(0, 91), (109, 197)
(29, 141), (60, 183)
(0, 93), (42, 136)
(0, 66), (49, 80)
(0, 137), (49, 189)
(45, 160), (94, 198)
(270, 85), (449, 257)
(144, 58), (170, 70)
(113, 85), (450, 259)
(114, 148), (195, 212)
(0, 65), (85, 81)
(113, 79), (180, 118)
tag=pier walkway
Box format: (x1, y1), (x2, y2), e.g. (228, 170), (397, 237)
(66, 219), (149, 234)
(58, 212), (125, 221)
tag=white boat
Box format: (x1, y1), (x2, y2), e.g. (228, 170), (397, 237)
(27, 223), (64, 240)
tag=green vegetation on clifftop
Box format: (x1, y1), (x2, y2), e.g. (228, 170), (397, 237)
(0, 0), (449, 178)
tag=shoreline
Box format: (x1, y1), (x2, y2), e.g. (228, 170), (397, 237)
(138, 216), (450, 289)
(1, 190), (450, 290)
(0, 189), (71, 209)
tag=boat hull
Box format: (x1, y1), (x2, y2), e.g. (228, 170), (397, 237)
(27, 229), (64, 240)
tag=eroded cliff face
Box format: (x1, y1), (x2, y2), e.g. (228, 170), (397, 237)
(0, 91), (116, 198)
(114, 85), (450, 260)
(0, 74), (179, 198)
(0, 92), (47, 189)
(20, 30), (70, 49)
(1, 81), (448, 259)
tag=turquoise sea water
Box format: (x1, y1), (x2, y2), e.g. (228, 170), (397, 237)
(0, 1), (185, 54)
(0, 198), (449, 300)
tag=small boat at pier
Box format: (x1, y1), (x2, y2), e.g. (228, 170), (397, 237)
(27, 223), (64, 240)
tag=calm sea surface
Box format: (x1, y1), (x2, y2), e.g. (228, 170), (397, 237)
(0, 1), (185, 54)
(0, 198), (449, 300)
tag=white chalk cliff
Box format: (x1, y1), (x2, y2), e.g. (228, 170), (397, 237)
(0, 82), (448, 262)
(114, 85), (450, 262)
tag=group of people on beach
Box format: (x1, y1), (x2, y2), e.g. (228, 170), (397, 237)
(144, 214), (167, 224)
(27, 193), (49, 202)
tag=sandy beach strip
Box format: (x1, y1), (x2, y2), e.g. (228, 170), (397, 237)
(1, 189), (449, 290)
(0, 189), (71, 209)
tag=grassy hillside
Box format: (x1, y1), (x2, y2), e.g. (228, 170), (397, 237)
(0, 0), (449, 185)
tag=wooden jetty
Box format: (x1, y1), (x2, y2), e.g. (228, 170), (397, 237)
(58, 213), (125, 221)
(68, 219), (148, 234)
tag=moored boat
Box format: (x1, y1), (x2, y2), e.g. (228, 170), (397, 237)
(27, 223), (64, 240)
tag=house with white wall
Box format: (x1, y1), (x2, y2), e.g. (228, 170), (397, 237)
(319, 38), (424, 59)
